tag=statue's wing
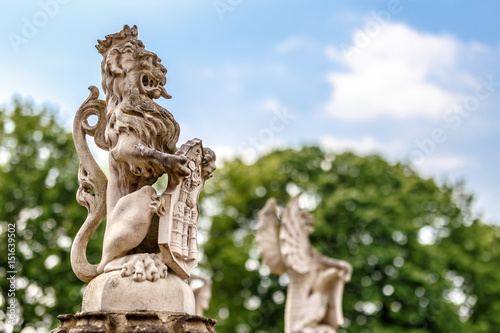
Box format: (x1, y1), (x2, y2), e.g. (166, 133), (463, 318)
(255, 198), (287, 275)
(279, 194), (313, 274)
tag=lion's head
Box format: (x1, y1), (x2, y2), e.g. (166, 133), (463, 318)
(96, 25), (180, 155)
(96, 25), (171, 110)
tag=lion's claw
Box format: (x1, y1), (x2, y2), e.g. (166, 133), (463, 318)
(117, 253), (168, 282)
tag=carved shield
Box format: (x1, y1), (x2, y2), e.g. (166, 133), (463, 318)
(158, 139), (206, 279)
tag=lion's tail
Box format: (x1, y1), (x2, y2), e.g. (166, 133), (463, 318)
(70, 86), (108, 283)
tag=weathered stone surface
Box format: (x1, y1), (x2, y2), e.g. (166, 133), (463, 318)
(72, 24), (215, 286)
(82, 271), (195, 314)
(256, 194), (353, 333)
(50, 26), (217, 333)
(65, 24), (216, 316)
(50, 311), (217, 333)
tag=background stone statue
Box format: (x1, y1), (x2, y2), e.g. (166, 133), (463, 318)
(69, 25), (215, 314)
(190, 274), (213, 316)
(256, 195), (352, 333)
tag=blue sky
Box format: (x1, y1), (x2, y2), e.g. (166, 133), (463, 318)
(1, 0), (499, 223)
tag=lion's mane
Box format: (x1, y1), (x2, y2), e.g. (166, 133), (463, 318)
(100, 42), (179, 155)
(99, 42), (180, 183)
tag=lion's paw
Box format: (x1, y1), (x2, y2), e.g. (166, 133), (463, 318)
(118, 253), (168, 282)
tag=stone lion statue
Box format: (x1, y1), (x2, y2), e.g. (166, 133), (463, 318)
(71, 25), (215, 284)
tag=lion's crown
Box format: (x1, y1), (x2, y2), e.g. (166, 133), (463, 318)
(96, 24), (141, 55)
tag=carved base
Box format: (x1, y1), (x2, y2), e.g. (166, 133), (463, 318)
(50, 311), (217, 333)
(82, 271), (195, 314)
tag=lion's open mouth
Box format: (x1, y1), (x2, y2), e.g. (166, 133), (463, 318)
(141, 73), (171, 99)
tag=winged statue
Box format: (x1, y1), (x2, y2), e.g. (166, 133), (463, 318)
(190, 274), (213, 316)
(256, 195), (352, 333)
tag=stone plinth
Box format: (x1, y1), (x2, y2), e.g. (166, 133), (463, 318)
(50, 311), (217, 333)
(82, 271), (195, 314)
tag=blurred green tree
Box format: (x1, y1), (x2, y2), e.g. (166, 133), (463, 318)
(0, 99), (103, 331)
(199, 146), (500, 333)
(1, 100), (499, 333)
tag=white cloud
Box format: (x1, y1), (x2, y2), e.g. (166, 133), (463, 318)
(210, 139), (287, 166)
(320, 135), (406, 156)
(210, 145), (238, 165)
(209, 98), (293, 165)
(324, 23), (482, 120)
(413, 155), (467, 172)
(318, 135), (467, 175)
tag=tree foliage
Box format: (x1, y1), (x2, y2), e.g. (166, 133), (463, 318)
(0, 99), (104, 331)
(200, 146), (500, 333)
(1, 101), (500, 333)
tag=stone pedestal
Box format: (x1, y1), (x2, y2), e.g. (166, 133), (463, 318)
(50, 311), (217, 333)
(82, 271), (195, 314)
(50, 272), (217, 332)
